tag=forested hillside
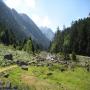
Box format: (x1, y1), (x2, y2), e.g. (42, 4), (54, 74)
(50, 17), (90, 56)
(0, 0), (50, 50)
(0, 0), (90, 90)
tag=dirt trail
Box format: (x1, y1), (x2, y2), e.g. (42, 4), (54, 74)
(0, 65), (17, 73)
(21, 74), (63, 90)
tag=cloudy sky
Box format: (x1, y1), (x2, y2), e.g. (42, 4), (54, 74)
(3, 0), (90, 32)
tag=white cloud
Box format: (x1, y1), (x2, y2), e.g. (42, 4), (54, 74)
(4, 0), (54, 32)
(31, 15), (52, 27)
(42, 16), (51, 27)
(4, 0), (36, 12)
(25, 0), (36, 9)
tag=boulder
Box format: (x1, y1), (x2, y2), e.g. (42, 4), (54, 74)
(28, 61), (36, 65)
(0, 80), (3, 89)
(5, 81), (11, 89)
(16, 60), (28, 66)
(4, 54), (13, 60)
(37, 63), (44, 67)
(0, 80), (3, 85)
(3, 73), (9, 78)
(21, 65), (28, 71)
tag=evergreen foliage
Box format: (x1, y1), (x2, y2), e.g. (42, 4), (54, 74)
(50, 17), (90, 56)
(23, 37), (34, 54)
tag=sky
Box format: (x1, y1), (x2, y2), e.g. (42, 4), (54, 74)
(3, 0), (90, 32)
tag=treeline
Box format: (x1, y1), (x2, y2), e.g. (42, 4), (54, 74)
(50, 17), (90, 56)
(0, 24), (40, 53)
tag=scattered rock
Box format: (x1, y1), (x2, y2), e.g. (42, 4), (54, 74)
(37, 63), (44, 67)
(0, 80), (3, 89)
(3, 73), (9, 78)
(28, 61), (37, 65)
(4, 54), (13, 60)
(5, 81), (11, 89)
(16, 60), (28, 66)
(21, 65), (28, 71)
(0, 80), (3, 85)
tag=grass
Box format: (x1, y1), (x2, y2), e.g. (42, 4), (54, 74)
(2, 66), (62, 90)
(0, 44), (90, 90)
(29, 66), (90, 90)
(0, 65), (89, 90)
(0, 65), (17, 73)
(0, 44), (33, 67)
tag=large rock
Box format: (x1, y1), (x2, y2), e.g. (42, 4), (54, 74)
(5, 81), (11, 89)
(21, 65), (28, 71)
(3, 73), (9, 78)
(4, 54), (13, 60)
(37, 63), (44, 67)
(28, 61), (37, 65)
(16, 60), (28, 66)
(0, 80), (3, 89)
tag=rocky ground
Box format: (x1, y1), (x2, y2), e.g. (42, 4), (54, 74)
(0, 44), (90, 90)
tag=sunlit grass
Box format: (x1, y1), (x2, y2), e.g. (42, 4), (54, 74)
(1, 65), (88, 90)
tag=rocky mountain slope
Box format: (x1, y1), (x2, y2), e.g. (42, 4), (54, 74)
(40, 27), (54, 41)
(0, 0), (50, 49)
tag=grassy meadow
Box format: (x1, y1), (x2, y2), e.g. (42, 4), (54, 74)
(0, 44), (90, 90)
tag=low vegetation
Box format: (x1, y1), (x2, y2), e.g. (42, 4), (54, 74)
(0, 1), (90, 89)
(0, 44), (90, 90)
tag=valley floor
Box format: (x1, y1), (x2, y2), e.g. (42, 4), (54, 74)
(0, 44), (90, 90)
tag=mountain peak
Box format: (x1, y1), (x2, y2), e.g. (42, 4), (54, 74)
(40, 27), (54, 41)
